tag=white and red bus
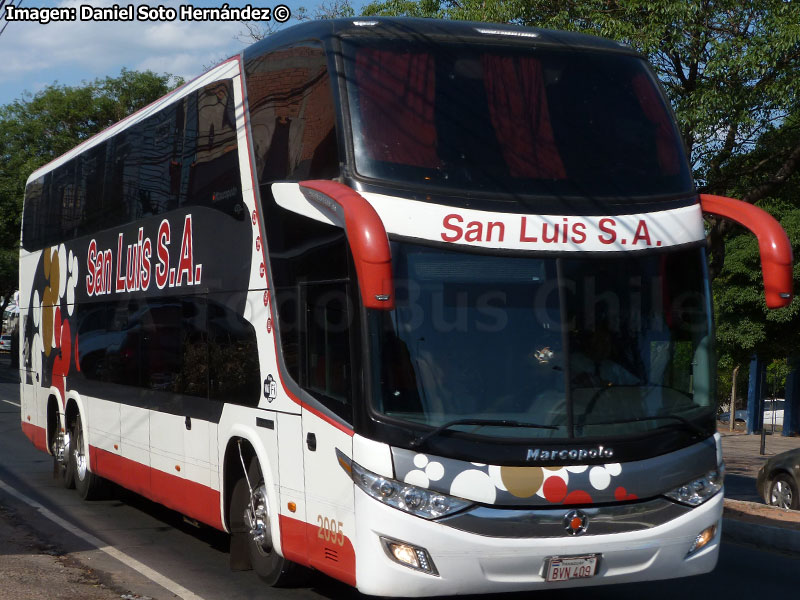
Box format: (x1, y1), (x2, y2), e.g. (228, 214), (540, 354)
(19, 18), (792, 596)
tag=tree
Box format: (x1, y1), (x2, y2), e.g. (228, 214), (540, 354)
(0, 69), (183, 314)
(238, 0), (355, 42)
(709, 101), (800, 404)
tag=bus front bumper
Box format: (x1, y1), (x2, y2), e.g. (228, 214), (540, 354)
(353, 489), (723, 597)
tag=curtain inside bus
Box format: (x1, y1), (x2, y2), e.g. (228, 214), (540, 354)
(481, 55), (565, 179)
(631, 73), (680, 176)
(342, 38), (694, 199)
(354, 49), (439, 168)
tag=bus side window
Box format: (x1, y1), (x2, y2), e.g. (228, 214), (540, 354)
(245, 40), (339, 184)
(301, 280), (354, 421)
(75, 303), (112, 380)
(77, 296), (214, 400)
(266, 209), (356, 422)
(56, 160), (82, 240)
(207, 295), (260, 406)
(21, 176), (47, 250)
(185, 80), (244, 217)
(78, 143), (108, 237)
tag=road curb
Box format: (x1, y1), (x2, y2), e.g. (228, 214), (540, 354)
(722, 517), (800, 554)
(722, 499), (800, 554)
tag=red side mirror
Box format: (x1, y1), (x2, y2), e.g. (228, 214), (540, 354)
(700, 194), (793, 309)
(299, 180), (394, 310)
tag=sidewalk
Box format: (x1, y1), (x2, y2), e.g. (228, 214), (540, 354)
(718, 426), (800, 553)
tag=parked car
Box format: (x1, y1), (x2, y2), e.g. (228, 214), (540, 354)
(718, 409), (748, 423)
(718, 399), (784, 427)
(0, 335), (11, 352)
(756, 447), (800, 510)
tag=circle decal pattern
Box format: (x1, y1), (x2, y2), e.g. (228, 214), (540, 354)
(400, 452), (628, 506)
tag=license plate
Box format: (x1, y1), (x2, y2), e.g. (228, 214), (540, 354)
(544, 554), (599, 582)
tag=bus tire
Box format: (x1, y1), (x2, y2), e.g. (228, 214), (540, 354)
(230, 458), (299, 586)
(71, 413), (104, 501)
(53, 427), (75, 489)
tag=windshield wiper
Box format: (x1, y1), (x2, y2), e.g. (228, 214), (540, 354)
(409, 418), (557, 449)
(586, 414), (707, 436)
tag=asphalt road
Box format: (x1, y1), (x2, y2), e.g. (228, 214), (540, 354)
(0, 374), (797, 599)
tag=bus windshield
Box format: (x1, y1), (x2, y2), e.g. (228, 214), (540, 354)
(341, 38), (693, 198)
(368, 242), (714, 440)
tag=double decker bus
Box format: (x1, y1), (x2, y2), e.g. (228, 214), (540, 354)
(19, 18), (792, 596)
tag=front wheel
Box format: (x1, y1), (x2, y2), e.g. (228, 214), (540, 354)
(230, 458), (299, 586)
(768, 473), (799, 510)
(71, 413), (104, 500)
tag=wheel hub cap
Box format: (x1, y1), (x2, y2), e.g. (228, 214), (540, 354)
(772, 481), (793, 508)
(74, 430), (87, 480)
(53, 430), (69, 465)
(244, 484), (272, 552)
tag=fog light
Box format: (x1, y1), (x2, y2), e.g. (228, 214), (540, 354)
(687, 524), (717, 556)
(391, 543), (419, 567)
(380, 536), (439, 576)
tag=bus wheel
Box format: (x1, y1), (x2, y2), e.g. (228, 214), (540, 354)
(230, 459), (298, 586)
(52, 425), (75, 489)
(71, 413), (103, 500)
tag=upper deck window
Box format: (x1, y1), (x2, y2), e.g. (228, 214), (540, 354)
(21, 79), (243, 251)
(341, 38), (693, 199)
(244, 41), (339, 186)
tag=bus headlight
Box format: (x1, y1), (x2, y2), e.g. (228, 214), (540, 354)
(337, 450), (473, 519)
(664, 464), (724, 506)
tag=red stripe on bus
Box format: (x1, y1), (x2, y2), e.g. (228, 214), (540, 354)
(279, 513), (309, 565)
(279, 514), (356, 587)
(90, 446), (224, 530)
(21, 422), (48, 452)
(90, 445), (150, 497)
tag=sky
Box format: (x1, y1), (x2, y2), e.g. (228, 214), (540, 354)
(0, 0), (366, 106)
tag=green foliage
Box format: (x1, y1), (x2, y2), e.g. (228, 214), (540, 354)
(766, 358), (791, 396)
(240, 0), (356, 42)
(0, 69), (182, 302)
(712, 161), (800, 401)
(305, 0), (355, 19)
(362, 0), (441, 18)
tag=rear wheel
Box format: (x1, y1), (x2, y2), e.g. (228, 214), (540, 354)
(768, 473), (799, 510)
(230, 458), (299, 586)
(52, 424), (75, 489)
(72, 413), (104, 500)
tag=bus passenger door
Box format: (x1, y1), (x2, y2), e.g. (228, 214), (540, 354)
(300, 280), (357, 586)
(302, 411), (355, 585)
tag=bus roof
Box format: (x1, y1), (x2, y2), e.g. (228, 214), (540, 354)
(26, 17), (638, 186)
(243, 17), (638, 62)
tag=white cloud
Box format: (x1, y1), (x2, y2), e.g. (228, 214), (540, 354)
(0, 0), (251, 100)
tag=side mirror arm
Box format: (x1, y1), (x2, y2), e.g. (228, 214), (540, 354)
(299, 180), (394, 310)
(700, 193), (793, 309)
